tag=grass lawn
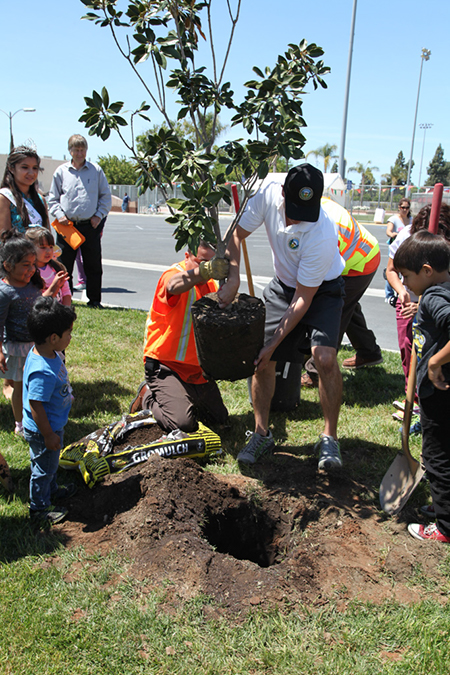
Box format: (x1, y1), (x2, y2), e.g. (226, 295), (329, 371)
(0, 302), (448, 675)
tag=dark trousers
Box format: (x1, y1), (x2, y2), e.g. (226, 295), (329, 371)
(420, 388), (450, 537)
(56, 218), (105, 303)
(306, 270), (381, 376)
(144, 359), (228, 433)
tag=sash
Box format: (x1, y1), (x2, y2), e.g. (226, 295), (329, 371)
(0, 187), (43, 226)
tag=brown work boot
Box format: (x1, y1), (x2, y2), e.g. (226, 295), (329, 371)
(342, 354), (383, 369)
(301, 372), (318, 388)
(129, 381), (151, 414)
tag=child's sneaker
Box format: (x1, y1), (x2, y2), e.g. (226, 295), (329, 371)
(14, 421), (24, 438)
(316, 434), (342, 471)
(51, 483), (78, 501)
(30, 505), (68, 526)
(237, 430), (274, 465)
(393, 399), (420, 415)
(408, 522), (450, 543)
(420, 503), (435, 518)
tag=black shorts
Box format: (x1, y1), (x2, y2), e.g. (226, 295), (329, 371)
(263, 276), (345, 363)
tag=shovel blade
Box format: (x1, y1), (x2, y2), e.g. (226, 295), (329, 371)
(379, 452), (424, 515)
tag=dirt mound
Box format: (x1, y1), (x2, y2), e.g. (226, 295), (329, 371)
(59, 445), (448, 614)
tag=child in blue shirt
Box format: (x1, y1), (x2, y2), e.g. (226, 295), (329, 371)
(394, 230), (450, 544)
(23, 297), (77, 525)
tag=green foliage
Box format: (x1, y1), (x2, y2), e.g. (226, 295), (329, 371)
(382, 150), (412, 187)
(97, 153), (139, 184)
(79, 1), (329, 253)
(307, 143), (338, 172)
(348, 160), (379, 205)
(426, 144), (450, 186)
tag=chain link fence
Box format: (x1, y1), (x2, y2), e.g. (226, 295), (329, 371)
(111, 183), (450, 222)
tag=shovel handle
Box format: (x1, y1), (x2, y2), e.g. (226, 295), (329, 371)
(401, 182), (444, 471)
(231, 184), (255, 297)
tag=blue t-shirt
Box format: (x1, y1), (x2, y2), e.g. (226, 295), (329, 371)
(23, 349), (73, 433)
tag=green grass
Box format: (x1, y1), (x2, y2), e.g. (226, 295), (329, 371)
(0, 302), (448, 674)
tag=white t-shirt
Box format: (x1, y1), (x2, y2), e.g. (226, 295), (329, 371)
(387, 214), (412, 234)
(388, 224), (418, 302)
(240, 182), (344, 288)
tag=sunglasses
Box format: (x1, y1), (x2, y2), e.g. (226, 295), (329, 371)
(399, 206), (409, 210)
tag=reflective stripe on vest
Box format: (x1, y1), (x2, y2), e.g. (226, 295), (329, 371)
(175, 286), (196, 362)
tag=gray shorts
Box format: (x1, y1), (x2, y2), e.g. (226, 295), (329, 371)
(263, 276), (345, 363)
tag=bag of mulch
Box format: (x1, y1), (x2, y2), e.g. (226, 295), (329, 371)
(60, 409), (222, 488)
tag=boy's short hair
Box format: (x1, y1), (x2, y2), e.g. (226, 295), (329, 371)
(28, 297), (77, 345)
(394, 231), (450, 274)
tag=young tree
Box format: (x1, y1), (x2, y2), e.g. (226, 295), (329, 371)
(79, 0), (329, 255)
(307, 143), (338, 173)
(97, 154), (138, 184)
(348, 160), (379, 206)
(426, 144), (450, 186)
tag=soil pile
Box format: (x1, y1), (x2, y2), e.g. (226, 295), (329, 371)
(59, 439), (448, 614)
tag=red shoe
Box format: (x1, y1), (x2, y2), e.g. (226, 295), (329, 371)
(408, 522), (450, 543)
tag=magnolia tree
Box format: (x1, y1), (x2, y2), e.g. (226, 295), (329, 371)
(80, 0), (329, 256)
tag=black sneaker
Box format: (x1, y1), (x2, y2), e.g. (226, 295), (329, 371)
(51, 483), (78, 501)
(87, 301), (104, 309)
(30, 505), (68, 525)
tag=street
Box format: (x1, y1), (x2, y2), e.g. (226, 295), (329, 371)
(78, 212), (399, 352)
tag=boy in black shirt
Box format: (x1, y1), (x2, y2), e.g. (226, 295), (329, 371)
(394, 230), (450, 543)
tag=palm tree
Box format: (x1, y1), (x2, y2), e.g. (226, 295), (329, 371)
(348, 161), (379, 206)
(306, 143), (338, 173)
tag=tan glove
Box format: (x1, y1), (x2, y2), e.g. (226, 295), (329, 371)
(199, 256), (230, 281)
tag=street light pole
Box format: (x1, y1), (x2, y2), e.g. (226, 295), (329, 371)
(0, 108), (36, 152)
(406, 48), (431, 197)
(338, 0), (358, 180)
(418, 123), (433, 190)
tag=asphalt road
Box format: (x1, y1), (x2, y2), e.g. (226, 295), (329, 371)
(73, 211), (399, 352)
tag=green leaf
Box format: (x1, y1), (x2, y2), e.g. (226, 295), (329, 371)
(166, 198), (186, 210)
(101, 87), (109, 108)
(92, 90), (103, 109)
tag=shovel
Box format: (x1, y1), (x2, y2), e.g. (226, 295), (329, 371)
(379, 347), (423, 515)
(379, 183), (443, 515)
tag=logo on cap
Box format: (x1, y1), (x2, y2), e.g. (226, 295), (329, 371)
(288, 238), (299, 250)
(299, 187), (313, 201)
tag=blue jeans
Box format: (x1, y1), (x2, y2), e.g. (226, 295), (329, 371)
(24, 427), (63, 511)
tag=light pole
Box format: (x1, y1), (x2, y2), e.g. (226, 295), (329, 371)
(418, 123), (433, 190)
(0, 108), (36, 153)
(406, 48), (431, 196)
(338, 0), (358, 180)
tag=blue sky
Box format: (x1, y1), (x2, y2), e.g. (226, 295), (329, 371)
(1, 0), (448, 185)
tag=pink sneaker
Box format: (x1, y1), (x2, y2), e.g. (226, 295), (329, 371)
(408, 522), (450, 543)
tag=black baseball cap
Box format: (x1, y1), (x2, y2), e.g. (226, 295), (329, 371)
(283, 163), (324, 222)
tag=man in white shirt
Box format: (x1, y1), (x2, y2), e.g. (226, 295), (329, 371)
(218, 164), (345, 470)
(48, 135), (111, 308)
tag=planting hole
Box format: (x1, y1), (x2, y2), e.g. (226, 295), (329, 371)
(201, 499), (286, 568)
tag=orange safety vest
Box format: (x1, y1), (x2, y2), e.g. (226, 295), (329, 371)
(322, 197), (380, 277)
(143, 261), (218, 384)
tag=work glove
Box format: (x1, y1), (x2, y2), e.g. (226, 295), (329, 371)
(199, 256), (230, 281)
